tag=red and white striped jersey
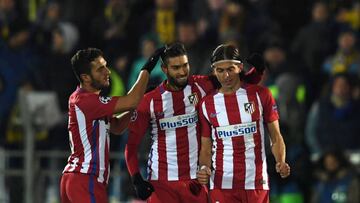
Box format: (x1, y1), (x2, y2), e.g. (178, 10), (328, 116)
(199, 84), (279, 190)
(125, 75), (214, 181)
(63, 87), (118, 185)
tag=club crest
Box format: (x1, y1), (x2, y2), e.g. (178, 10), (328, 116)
(244, 102), (256, 114)
(188, 93), (199, 105)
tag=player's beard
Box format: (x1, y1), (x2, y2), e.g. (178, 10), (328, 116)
(90, 75), (107, 90)
(167, 74), (188, 89)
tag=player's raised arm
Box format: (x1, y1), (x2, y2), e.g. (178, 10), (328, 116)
(113, 47), (165, 113)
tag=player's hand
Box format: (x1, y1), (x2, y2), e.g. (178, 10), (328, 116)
(131, 172), (154, 200)
(246, 53), (267, 74)
(196, 165), (211, 185)
(141, 46), (166, 73)
(276, 162), (290, 178)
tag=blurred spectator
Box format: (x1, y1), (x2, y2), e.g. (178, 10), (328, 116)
(191, 0), (226, 46)
(292, 1), (338, 74)
(261, 44), (307, 147)
(177, 18), (211, 75)
(262, 44), (310, 203)
(31, 1), (62, 53)
(306, 73), (360, 156)
(310, 149), (360, 203)
(292, 1), (343, 105)
(335, 2), (360, 32)
(323, 30), (360, 77)
(0, 0), (30, 50)
(90, 0), (130, 54)
(127, 35), (165, 89)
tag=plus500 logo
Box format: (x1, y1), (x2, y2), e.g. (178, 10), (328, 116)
(216, 122), (257, 139)
(159, 112), (198, 130)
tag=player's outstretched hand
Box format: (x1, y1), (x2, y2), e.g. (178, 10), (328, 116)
(196, 165), (211, 185)
(141, 46), (166, 73)
(276, 162), (291, 178)
(246, 53), (267, 74)
(131, 172), (154, 200)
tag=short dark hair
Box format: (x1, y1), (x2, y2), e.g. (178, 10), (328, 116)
(161, 42), (187, 66)
(71, 48), (103, 83)
(210, 44), (241, 66)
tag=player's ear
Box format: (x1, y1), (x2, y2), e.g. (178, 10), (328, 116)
(80, 74), (91, 83)
(161, 63), (168, 74)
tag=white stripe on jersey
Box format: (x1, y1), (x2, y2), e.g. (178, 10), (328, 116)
(237, 88), (256, 189)
(149, 99), (159, 180)
(194, 82), (206, 98)
(162, 91), (179, 180)
(213, 94), (233, 189)
(97, 120), (106, 183)
(66, 131), (76, 172)
(184, 86), (198, 179)
(257, 93), (269, 189)
(75, 105), (92, 174)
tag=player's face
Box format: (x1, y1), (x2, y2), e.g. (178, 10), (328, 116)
(89, 56), (111, 90)
(213, 61), (243, 91)
(162, 55), (190, 88)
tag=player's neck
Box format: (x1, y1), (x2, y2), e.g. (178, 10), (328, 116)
(80, 83), (101, 94)
(219, 80), (242, 94)
(165, 81), (184, 91)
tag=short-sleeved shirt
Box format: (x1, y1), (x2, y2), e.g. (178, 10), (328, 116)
(199, 84), (279, 190)
(126, 75), (214, 181)
(63, 87), (118, 185)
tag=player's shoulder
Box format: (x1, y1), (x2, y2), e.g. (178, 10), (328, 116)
(200, 90), (217, 104)
(141, 85), (162, 104)
(189, 75), (210, 86)
(244, 83), (270, 94)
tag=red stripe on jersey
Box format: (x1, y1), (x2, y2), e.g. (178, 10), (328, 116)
(153, 91), (167, 180)
(248, 90), (263, 189)
(224, 94), (246, 189)
(173, 91), (191, 180)
(206, 96), (224, 189)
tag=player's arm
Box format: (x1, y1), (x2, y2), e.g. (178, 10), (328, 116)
(267, 120), (290, 178)
(261, 86), (290, 178)
(243, 53), (266, 84)
(110, 111), (132, 135)
(197, 100), (212, 185)
(113, 70), (149, 113)
(113, 47), (165, 114)
(125, 99), (154, 200)
(198, 136), (212, 185)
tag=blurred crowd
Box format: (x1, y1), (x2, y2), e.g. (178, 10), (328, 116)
(1, 0), (360, 202)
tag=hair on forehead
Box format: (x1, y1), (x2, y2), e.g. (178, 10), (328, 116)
(161, 42), (187, 65)
(211, 44), (241, 67)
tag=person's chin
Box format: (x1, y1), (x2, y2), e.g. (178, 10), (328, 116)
(177, 80), (188, 87)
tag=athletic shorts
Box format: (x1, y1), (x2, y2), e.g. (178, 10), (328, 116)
(148, 179), (208, 203)
(210, 188), (269, 203)
(60, 172), (108, 203)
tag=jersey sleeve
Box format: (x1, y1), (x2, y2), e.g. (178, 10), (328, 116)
(199, 99), (212, 138)
(125, 96), (151, 176)
(259, 87), (279, 123)
(192, 75), (215, 94)
(76, 94), (118, 119)
(243, 67), (263, 84)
